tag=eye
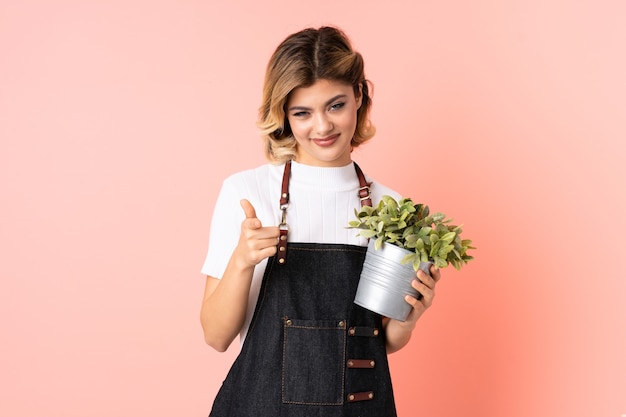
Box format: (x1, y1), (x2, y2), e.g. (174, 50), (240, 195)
(291, 111), (309, 118)
(330, 102), (345, 111)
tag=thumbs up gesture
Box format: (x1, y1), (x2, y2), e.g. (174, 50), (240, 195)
(235, 199), (280, 267)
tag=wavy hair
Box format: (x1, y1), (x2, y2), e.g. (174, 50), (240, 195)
(257, 26), (375, 163)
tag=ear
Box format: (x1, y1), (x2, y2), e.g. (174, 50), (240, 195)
(355, 83), (363, 110)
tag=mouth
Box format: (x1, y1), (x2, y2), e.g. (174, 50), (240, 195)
(311, 134), (339, 147)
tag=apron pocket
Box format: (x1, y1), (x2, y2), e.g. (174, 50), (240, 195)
(282, 317), (347, 405)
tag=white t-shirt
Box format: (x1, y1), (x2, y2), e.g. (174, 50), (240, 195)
(201, 160), (400, 343)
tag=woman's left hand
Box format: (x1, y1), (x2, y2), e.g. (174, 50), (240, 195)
(403, 264), (441, 326)
(384, 264), (442, 353)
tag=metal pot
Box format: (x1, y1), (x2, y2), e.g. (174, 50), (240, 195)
(354, 239), (432, 321)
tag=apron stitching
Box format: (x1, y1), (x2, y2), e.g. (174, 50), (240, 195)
(291, 247), (366, 254)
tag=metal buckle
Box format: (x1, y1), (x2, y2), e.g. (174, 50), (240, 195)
(358, 185), (371, 201)
(279, 205), (288, 228)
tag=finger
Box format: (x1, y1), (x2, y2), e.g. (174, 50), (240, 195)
(240, 199), (261, 229)
(404, 293), (422, 309)
(412, 279), (434, 303)
(240, 199), (258, 219)
(246, 243), (278, 265)
(429, 265), (442, 282)
(417, 269), (436, 289)
(258, 226), (280, 239)
(251, 234), (282, 250)
(260, 245), (278, 258)
(245, 226), (280, 241)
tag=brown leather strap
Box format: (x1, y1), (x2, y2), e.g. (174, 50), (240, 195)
(277, 161), (371, 264)
(347, 391), (374, 402)
(347, 359), (376, 368)
(280, 160), (291, 207)
(353, 162), (372, 207)
(277, 161), (291, 264)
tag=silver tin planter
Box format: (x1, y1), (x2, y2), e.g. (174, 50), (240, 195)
(355, 239), (432, 322)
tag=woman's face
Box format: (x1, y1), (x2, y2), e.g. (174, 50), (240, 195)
(286, 79), (362, 167)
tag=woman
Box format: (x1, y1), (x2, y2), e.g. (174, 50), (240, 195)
(200, 26), (440, 416)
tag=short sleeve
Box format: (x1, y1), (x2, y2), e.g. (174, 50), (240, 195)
(200, 176), (245, 278)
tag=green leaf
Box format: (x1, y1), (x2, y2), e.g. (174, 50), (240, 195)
(435, 258), (448, 268)
(418, 227), (431, 238)
(401, 253), (415, 265)
(432, 212), (446, 222)
(404, 234), (418, 243)
(430, 241), (441, 258)
(438, 244), (454, 257)
(358, 229), (378, 238)
(440, 231), (456, 244)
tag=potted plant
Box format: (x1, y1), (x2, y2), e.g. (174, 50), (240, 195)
(348, 195), (475, 321)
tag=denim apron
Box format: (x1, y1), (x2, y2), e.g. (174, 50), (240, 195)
(209, 162), (397, 417)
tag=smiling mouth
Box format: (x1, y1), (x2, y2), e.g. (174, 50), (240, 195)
(312, 134), (339, 146)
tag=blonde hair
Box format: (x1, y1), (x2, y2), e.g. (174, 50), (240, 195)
(258, 27), (375, 163)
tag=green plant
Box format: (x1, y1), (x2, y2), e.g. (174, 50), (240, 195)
(348, 195), (475, 270)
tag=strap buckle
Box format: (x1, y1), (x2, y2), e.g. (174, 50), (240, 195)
(358, 185), (371, 202)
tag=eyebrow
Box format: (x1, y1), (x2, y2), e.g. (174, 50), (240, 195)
(287, 94), (348, 112)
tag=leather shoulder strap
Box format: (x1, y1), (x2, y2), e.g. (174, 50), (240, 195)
(277, 161), (291, 264)
(353, 162), (372, 207)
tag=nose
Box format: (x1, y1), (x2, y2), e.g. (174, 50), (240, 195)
(314, 113), (333, 136)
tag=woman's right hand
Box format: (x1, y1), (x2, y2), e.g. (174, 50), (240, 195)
(235, 199), (280, 267)
(201, 199), (279, 351)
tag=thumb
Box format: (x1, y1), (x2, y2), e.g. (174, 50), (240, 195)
(240, 199), (257, 219)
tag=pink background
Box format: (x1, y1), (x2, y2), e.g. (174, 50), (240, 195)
(1, 1), (625, 416)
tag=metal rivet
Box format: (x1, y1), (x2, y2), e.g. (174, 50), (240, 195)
(282, 193), (287, 198)
(279, 246), (285, 252)
(280, 235), (286, 241)
(349, 328), (355, 336)
(278, 258), (285, 264)
(348, 394), (355, 401)
(368, 392), (374, 399)
(348, 360), (354, 367)
(370, 361), (375, 367)
(338, 321), (345, 328)
(285, 319), (292, 326)
(373, 329), (379, 336)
